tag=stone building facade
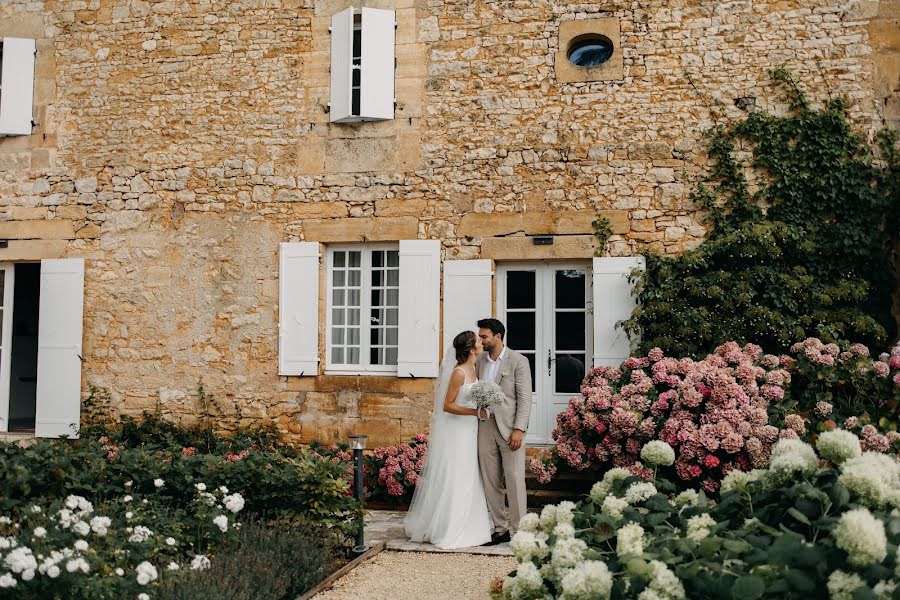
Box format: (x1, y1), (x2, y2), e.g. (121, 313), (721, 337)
(0, 0), (897, 446)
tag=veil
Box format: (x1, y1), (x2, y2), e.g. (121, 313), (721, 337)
(403, 346), (458, 539)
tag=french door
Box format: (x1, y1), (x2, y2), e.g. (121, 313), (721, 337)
(497, 262), (592, 445)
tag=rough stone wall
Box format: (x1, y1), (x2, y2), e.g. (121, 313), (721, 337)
(0, 0), (896, 446)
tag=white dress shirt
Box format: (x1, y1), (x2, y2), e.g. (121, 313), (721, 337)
(484, 346), (507, 382)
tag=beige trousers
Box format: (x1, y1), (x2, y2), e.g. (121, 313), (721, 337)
(477, 415), (527, 535)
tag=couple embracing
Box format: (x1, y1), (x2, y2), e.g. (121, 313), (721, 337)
(404, 319), (533, 549)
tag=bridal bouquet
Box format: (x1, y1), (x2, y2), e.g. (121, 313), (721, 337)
(469, 381), (504, 413)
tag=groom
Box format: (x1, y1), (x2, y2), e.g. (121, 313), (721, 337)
(476, 318), (532, 544)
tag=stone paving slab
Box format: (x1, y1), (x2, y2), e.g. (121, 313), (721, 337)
(364, 510), (513, 556)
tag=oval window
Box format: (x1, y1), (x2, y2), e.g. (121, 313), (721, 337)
(567, 35), (614, 68)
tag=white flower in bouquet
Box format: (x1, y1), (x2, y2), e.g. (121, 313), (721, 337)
(874, 580), (897, 599)
(518, 513), (540, 533)
(72, 521), (90, 536)
(65, 558), (89, 574)
(550, 537), (588, 573)
(165, 537), (177, 546)
(640, 441), (675, 467)
(0, 574), (15, 588)
(123, 495), (133, 502)
(90, 516), (111, 536)
(468, 380), (504, 410)
(195, 483), (207, 492)
(153, 478), (165, 489)
(73, 540), (89, 551)
(553, 523), (575, 539)
(816, 430), (862, 465)
(539, 504), (558, 533)
(128, 526), (153, 543)
(671, 489), (699, 507)
(624, 482), (657, 505)
(138, 594), (150, 600)
(32, 527), (47, 539)
(834, 508), (887, 567)
(213, 515), (229, 533)
(589, 468), (632, 504)
(5, 546), (37, 574)
(601, 496), (628, 521)
(167, 562), (180, 571)
(643, 560), (685, 599)
(47, 565), (60, 578)
(191, 555), (211, 571)
(115, 568), (125, 576)
(29, 506), (41, 514)
(559, 560), (613, 600)
(510, 530), (550, 562)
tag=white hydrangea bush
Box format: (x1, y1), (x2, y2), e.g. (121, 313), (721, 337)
(492, 436), (900, 600)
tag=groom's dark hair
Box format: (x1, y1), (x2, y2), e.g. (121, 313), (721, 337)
(477, 318), (505, 340)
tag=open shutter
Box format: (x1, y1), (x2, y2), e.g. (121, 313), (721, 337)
(34, 259), (84, 438)
(360, 8), (396, 121)
(592, 257), (644, 368)
(397, 240), (440, 377)
(442, 259), (492, 352)
(0, 37), (36, 136)
(279, 242), (320, 376)
(328, 7), (354, 123)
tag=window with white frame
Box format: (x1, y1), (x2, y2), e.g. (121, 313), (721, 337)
(327, 246), (400, 373)
(329, 7), (396, 123)
(0, 37), (36, 136)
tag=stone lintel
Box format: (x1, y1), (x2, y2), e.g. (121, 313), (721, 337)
(302, 216), (418, 242)
(0, 220), (75, 240)
(480, 235), (597, 260)
(0, 239), (68, 261)
(458, 210), (628, 238)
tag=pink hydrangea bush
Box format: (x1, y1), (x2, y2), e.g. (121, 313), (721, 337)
(366, 434), (428, 502)
(530, 339), (900, 492)
(532, 343), (785, 493)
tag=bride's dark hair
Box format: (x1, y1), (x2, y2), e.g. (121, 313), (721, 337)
(453, 330), (477, 364)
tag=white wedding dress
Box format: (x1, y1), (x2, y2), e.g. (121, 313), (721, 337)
(404, 367), (492, 549)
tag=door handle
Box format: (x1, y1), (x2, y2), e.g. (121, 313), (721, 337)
(547, 349), (556, 376)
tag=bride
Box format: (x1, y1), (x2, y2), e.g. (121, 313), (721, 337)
(403, 330), (493, 549)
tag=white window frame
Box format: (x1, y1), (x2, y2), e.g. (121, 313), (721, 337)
(0, 263), (15, 433)
(325, 243), (400, 376)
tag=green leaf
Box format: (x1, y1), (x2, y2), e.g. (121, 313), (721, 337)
(723, 539), (753, 554)
(786, 569), (816, 592)
(787, 507), (811, 525)
(732, 576), (766, 600)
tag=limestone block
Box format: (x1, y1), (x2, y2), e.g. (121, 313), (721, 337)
(458, 210), (628, 237)
(324, 138), (399, 173)
(303, 216), (417, 241)
(375, 198), (427, 217)
(0, 220), (75, 240)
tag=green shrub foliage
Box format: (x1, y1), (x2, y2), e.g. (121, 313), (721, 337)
(625, 70), (899, 357)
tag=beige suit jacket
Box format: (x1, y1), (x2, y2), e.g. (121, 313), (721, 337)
(477, 348), (532, 440)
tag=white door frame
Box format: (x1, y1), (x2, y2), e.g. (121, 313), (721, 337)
(0, 263), (15, 433)
(496, 260), (593, 446)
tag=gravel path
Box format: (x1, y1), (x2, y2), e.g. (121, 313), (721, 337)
(313, 551), (516, 600)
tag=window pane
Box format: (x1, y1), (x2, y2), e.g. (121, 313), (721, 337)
(0, 270), (5, 303)
(332, 289), (345, 306)
(386, 327), (398, 345)
(334, 252), (346, 268)
(555, 312), (586, 351)
(555, 353), (586, 394)
(348, 347), (360, 364)
(507, 271), (535, 309)
(506, 312), (536, 351)
(385, 308), (398, 326)
(370, 309), (382, 326)
(332, 308), (345, 326)
(385, 347), (398, 365)
(333, 328), (345, 344)
(386, 269), (398, 286)
(371, 289), (382, 307)
(348, 289), (360, 306)
(348, 328), (360, 346)
(333, 270), (346, 287)
(372, 270), (383, 287)
(371, 326), (383, 345)
(387, 251), (399, 267)
(372, 251), (384, 268)
(348, 251), (361, 268)
(348, 309), (360, 326)
(370, 347), (383, 365)
(556, 270), (586, 309)
(386, 289), (398, 306)
(332, 347), (344, 364)
(348, 269), (361, 286)
(521, 352), (536, 393)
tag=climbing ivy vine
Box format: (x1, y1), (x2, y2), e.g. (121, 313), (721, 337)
(623, 69), (900, 357)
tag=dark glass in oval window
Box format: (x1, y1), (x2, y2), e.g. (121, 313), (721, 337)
(567, 37), (614, 68)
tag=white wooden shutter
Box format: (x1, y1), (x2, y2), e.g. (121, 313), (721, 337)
(35, 259), (84, 438)
(592, 257), (644, 368)
(328, 7), (354, 123)
(278, 242), (320, 377)
(360, 8), (396, 121)
(279, 242), (320, 376)
(397, 240), (440, 377)
(0, 37), (36, 136)
(442, 259), (492, 352)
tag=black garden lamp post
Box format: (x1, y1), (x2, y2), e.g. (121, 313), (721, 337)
(348, 434), (368, 554)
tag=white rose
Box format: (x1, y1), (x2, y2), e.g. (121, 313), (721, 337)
(33, 527), (47, 538)
(74, 540), (89, 551)
(123, 495), (133, 503)
(115, 568), (125, 576)
(195, 483), (207, 492)
(154, 479), (164, 488)
(47, 565), (60, 578)
(166, 537), (176, 546)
